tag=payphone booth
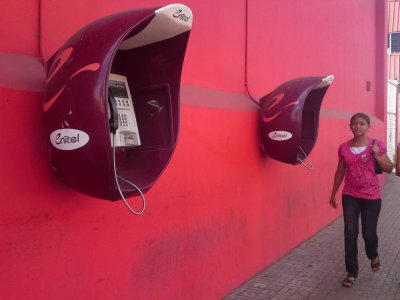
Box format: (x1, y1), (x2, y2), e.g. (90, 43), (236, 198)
(259, 75), (334, 169)
(43, 4), (193, 204)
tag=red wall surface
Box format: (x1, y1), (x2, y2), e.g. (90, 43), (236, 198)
(0, 0), (387, 299)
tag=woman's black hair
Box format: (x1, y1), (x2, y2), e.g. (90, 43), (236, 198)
(350, 112), (370, 126)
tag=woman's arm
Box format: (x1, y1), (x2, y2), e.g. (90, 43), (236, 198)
(374, 154), (393, 173)
(396, 143), (400, 176)
(329, 158), (346, 209)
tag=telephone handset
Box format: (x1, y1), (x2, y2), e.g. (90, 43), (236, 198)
(108, 88), (119, 134)
(108, 74), (141, 147)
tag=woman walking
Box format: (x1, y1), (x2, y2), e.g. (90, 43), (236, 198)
(329, 112), (393, 288)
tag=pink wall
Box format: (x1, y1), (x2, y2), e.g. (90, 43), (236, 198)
(0, 1), (39, 56)
(248, 1), (386, 118)
(0, 0), (387, 299)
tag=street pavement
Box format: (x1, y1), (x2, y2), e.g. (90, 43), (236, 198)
(224, 174), (400, 300)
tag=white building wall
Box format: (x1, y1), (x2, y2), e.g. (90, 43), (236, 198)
(387, 81), (398, 162)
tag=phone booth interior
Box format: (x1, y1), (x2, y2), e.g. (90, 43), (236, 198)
(43, 4), (193, 201)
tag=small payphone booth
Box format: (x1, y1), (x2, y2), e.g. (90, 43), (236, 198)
(259, 75), (334, 168)
(43, 4), (193, 201)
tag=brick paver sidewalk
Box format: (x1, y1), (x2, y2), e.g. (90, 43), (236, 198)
(224, 174), (400, 300)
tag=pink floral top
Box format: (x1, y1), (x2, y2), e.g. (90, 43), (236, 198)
(338, 138), (386, 200)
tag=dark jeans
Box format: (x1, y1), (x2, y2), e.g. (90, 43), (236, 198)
(342, 194), (381, 278)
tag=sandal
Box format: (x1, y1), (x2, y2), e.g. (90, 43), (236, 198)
(371, 256), (380, 272)
(342, 276), (356, 288)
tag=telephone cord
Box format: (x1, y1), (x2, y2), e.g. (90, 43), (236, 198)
(112, 134), (146, 215)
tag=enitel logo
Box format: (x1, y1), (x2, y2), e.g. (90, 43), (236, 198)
(268, 131), (293, 141)
(50, 129), (89, 150)
(173, 9), (191, 22)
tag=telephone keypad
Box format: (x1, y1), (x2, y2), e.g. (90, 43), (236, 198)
(116, 98), (130, 108)
(119, 113), (128, 127)
(115, 96), (132, 128)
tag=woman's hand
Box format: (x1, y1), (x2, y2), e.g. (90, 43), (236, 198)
(329, 195), (338, 209)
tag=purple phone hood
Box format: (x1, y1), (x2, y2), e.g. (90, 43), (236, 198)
(259, 75), (334, 166)
(43, 4), (193, 200)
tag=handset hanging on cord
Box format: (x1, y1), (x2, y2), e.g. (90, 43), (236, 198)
(108, 74), (146, 215)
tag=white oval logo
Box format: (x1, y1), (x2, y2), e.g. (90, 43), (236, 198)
(268, 131), (293, 141)
(50, 129), (89, 150)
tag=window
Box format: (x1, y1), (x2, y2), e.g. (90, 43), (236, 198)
(388, 32), (400, 53)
